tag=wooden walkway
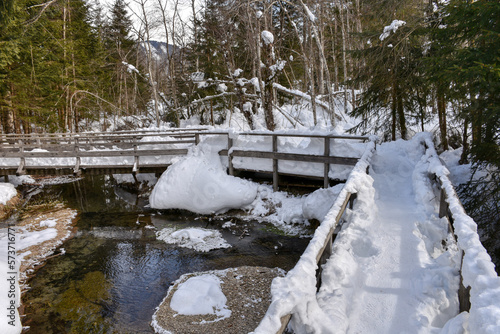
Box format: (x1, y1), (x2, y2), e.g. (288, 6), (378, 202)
(0, 129), (369, 190)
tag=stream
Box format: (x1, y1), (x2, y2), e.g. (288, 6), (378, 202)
(20, 175), (310, 333)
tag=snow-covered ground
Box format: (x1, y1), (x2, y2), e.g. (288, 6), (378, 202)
(1, 125), (499, 333)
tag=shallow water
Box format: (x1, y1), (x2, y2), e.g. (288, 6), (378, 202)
(21, 176), (310, 333)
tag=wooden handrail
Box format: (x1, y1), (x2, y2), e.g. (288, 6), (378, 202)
(1, 131), (368, 181)
(422, 139), (471, 313)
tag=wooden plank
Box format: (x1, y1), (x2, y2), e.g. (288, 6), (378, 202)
(277, 314), (292, 334)
(16, 158), (26, 176)
(228, 138), (234, 176)
(238, 132), (369, 141)
(1, 148), (189, 158)
(458, 250), (471, 312)
(230, 150), (358, 166)
(315, 193), (352, 264)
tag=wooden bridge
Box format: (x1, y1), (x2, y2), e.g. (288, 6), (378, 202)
(0, 129), (369, 190)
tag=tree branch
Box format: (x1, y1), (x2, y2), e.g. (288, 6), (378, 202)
(24, 0), (58, 26)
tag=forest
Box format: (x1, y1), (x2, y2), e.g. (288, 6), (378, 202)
(0, 1), (499, 248)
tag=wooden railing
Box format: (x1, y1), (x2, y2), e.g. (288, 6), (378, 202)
(254, 139), (376, 334)
(0, 129), (204, 176)
(224, 132), (368, 190)
(422, 139), (471, 313)
(0, 130), (369, 189)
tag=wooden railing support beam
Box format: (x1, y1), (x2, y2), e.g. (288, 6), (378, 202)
(324, 137), (330, 188)
(273, 135), (279, 191)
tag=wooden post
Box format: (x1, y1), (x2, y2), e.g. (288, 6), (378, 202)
(272, 134), (278, 191)
(16, 138), (25, 176)
(458, 250), (471, 312)
(73, 137), (81, 176)
(277, 314), (292, 334)
(316, 235), (332, 290)
(439, 188), (448, 218)
(228, 136), (234, 176)
(324, 137), (330, 188)
(195, 133), (200, 145)
(439, 186), (456, 236)
(132, 135), (139, 176)
(348, 193), (357, 210)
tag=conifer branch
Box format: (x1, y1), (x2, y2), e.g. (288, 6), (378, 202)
(24, 0), (58, 26)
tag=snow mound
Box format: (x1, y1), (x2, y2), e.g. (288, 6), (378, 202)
(156, 227), (231, 252)
(302, 184), (344, 222)
(0, 183), (17, 205)
(170, 274), (231, 321)
(149, 137), (258, 214)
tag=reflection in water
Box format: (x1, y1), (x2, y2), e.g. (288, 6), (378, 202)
(54, 271), (111, 333)
(21, 176), (311, 333)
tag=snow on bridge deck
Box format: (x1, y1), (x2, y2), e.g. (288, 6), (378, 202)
(255, 134), (500, 334)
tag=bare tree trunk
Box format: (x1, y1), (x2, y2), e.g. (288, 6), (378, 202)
(3, 90), (15, 134)
(397, 88), (407, 140)
(262, 34), (276, 131)
(459, 116), (469, 164)
(135, 0), (161, 127)
(391, 78), (397, 141)
(298, 0), (335, 124)
(63, 1), (69, 131)
(339, 0), (348, 110)
(437, 85), (448, 150)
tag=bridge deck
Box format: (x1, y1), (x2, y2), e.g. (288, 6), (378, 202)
(1, 130), (369, 190)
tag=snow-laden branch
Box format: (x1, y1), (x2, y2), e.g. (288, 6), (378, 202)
(190, 92), (236, 105)
(379, 20), (406, 41)
(273, 83), (342, 121)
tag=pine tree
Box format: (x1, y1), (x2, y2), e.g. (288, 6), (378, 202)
(0, 0), (23, 133)
(426, 0), (500, 269)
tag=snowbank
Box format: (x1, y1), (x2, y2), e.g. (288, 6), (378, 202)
(246, 184), (344, 236)
(149, 137), (258, 214)
(419, 133), (500, 334)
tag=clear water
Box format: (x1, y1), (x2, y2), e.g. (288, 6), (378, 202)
(21, 176), (310, 333)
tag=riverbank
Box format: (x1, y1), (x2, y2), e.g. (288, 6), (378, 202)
(1, 177), (78, 334)
(16, 203), (77, 291)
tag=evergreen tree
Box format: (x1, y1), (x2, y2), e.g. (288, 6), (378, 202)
(433, 0), (500, 263)
(0, 0), (24, 133)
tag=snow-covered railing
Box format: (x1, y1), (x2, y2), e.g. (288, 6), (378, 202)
(225, 132), (370, 190)
(253, 138), (376, 334)
(420, 133), (500, 333)
(0, 129), (203, 176)
(1, 130), (370, 190)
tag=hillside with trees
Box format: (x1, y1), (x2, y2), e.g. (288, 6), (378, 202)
(0, 0), (499, 265)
